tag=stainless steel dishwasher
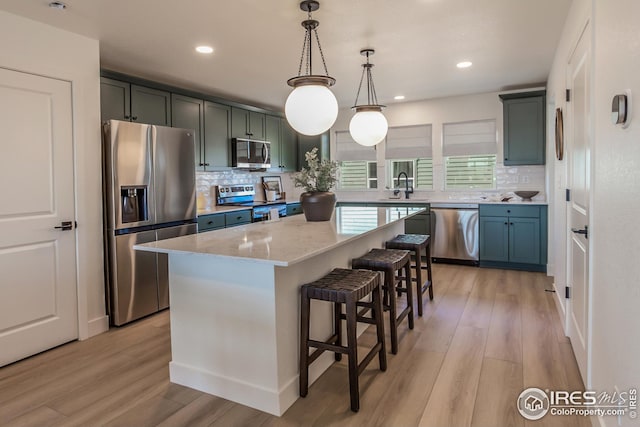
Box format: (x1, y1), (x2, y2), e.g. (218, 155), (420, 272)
(430, 203), (479, 264)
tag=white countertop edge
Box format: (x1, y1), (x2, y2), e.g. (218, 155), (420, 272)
(338, 199), (548, 205)
(136, 207), (426, 267)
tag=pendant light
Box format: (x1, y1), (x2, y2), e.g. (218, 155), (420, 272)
(285, 0), (338, 136)
(349, 49), (388, 146)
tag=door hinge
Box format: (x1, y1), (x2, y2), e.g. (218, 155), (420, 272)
(566, 89), (571, 102)
(565, 286), (571, 299)
(566, 188), (571, 202)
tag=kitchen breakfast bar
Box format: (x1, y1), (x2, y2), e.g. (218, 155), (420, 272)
(135, 206), (424, 415)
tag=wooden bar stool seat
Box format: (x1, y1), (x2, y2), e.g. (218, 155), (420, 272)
(299, 268), (386, 412)
(385, 234), (434, 316)
(351, 248), (414, 354)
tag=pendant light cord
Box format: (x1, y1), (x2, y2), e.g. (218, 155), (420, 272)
(353, 51), (379, 107)
(295, 4), (330, 78)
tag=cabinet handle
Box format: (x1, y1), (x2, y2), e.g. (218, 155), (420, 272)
(504, 222), (508, 225)
(237, 216), (242, 220)
(199, 162), (204, 166)
(204, 163), (210, 166)
(132, 116), (138, 121)
(124, 115), (130, 119)
(510, 222), (514, 226)
(504, 158), (508, 161)
(207, 221), (213, 225)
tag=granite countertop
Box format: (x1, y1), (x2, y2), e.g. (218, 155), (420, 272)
(137, 206), (425, 266)
(338, 198), (548, 206)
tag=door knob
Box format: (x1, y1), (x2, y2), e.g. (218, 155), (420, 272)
(54, 221), (74, 231)
(571, 226), (588, 239)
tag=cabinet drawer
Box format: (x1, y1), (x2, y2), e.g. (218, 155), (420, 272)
(480, 205), (540, 218)
(287, 203), (302, 216)
(225, 210), (252, 227)
(198, 214), (225, 232)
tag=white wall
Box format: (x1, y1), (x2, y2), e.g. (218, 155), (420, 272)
(330, 91), (547, 203)
(0, 11), (107, 339)
(591, 1), (640, 426)
(547, 1), (640, 426)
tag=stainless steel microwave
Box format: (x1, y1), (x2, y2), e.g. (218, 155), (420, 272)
(232, 138), (271, 169)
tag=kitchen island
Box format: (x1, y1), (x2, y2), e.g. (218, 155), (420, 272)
(135, 206), (424, 416)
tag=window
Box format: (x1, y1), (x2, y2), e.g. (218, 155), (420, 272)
(334, 131), (376, 190)
(339, 161), (377, 189)
(385, 125), (433, 189)
(443, 119), (497, 190)
(387, 158), (433, 189)
(445, 155), (496, 189)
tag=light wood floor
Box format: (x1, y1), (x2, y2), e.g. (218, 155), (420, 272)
(0, 265), (591, 427)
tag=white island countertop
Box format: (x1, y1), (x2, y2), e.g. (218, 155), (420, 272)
(136, 206), (425, 267)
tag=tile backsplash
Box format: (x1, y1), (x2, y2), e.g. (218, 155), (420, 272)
(196, 170), (302, 209)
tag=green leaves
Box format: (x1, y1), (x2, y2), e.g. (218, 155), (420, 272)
(293, 148), (338, 192)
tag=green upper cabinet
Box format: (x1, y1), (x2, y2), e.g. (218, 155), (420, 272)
(100, 78), (130, 122)
(500, 91), (546, 165)
(203, 102), (231, 168)
(171, 94), (204, 170)
(100, 77), (171, 126)
(231, 107), (265, 140)
(267, 116), (298, 172)
(298, 131), (329, 170)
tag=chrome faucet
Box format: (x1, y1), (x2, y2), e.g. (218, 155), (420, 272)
(396, 171), (413, 199)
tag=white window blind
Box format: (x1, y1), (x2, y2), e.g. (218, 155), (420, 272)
(339, 161), (368, 189)
(335, 130), (376, 161)
(416, 158), (433, 188)
(445, 155), (496, 189)
(385, 124), (432, 159)
(443, 119), (496, 156)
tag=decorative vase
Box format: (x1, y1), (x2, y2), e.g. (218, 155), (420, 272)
(300, 191), (336, 221)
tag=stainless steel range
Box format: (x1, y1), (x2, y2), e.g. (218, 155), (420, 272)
(215, 184), (287, 222)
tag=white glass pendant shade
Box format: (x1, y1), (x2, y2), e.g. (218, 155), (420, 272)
(285, 84), (338, 136)
(349, 109), (388, 146)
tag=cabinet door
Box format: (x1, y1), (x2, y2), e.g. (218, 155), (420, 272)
(171, 94), (204, 170)
(131, 85), (171, 126)
(508, 217), (541, 264)
(204, 102), (231, 168)
(503, 95), (545, 165)
(100, 77), (130, 122)
(249, 111), (266, 140)
(279, 119), (298, 172)
(231, 107), (249, 138)
(479, 216), (509, 262)
(265, 115), (281, 169)
(297, 131), (329, 170)
(405, 213), (430, 235)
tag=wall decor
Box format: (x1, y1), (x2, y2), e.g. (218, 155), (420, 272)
(555, 107), (564, 161)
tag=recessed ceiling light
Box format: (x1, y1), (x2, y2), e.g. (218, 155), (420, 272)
(394, 95), (405, 100)
(456, 61), (473, 69)
(48, 1), (67, 10)
(195, 46), (214, 54)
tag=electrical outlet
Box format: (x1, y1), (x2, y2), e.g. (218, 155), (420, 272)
(522, 175), (530, 184)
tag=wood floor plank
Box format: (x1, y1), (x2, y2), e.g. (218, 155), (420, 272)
(458, 269), (497, 329)
(156, 395), (234, 427)
(471, 358), (524, 427)
(0, 266), (594, 427)
(1, 405), (66, 427)
(418, 326), (488, 427)
(484, 292), (523, 363)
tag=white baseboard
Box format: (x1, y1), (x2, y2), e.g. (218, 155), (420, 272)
(85, 315), (109, 339)
(170, 352), (334, 416)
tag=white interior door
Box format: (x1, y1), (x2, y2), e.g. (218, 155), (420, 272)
(566, 25), (591, 385)
(0, 68), (78, 366)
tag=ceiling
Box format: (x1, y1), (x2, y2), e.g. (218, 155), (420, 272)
(0, 0), (572, 111)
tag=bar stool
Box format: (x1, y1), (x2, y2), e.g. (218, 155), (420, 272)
(351, 248), (414, 354)
(385, 234), (434, 316)
(299, 268), (386, 412)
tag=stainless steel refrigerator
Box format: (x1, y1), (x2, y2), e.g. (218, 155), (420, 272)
(102, 120), (197, 326)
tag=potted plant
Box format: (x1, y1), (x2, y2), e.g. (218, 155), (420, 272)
(293, 147), (339, 221)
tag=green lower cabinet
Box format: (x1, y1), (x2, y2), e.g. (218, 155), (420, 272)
(508, 217), (540, 264)
(479, 204), (546, 272)
(405, 212), (431, 236)
(479, 217), (509, 262)
(198, 210), (251, 232)
(286, 203), (302, 216)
